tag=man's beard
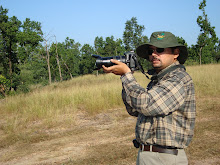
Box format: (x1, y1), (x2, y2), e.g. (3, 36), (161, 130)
(151, 57), (162, 68)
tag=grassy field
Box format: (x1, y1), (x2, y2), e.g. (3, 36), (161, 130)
(0, 64), (220, 165)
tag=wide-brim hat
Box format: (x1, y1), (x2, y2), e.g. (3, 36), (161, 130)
(136, 31), (188, 64)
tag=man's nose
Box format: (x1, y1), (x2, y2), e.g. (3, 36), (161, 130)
(151, 52), (159, 57)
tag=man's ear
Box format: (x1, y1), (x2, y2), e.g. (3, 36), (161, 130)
(173, 48), (180, 59)
(173, 48), (180, 55)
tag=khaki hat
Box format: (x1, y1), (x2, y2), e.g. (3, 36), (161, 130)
(136, 31), (188, 64)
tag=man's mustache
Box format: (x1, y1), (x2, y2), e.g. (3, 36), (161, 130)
(150, 57), (161, 62)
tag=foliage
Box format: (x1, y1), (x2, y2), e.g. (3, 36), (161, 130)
(0, 74), (9, 97)
(123, 17), (148, 51)
(0, 6), (21, 91)
(17, 18), (43, 63)
(79, 44), (95, 75)
(196, 0), (219, 64)
(0, 1), (220, 96)
(0, 5), (43, 93)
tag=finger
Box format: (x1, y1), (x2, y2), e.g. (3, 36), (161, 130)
(102, 65), (115, 73)
(110, 59), (123, 65)
(102, 65), (110, 72)
(102, 65), (114, 71)
(102, 65), (108, 70)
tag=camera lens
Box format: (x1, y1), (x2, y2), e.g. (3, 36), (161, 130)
(95, 56), (126, 69)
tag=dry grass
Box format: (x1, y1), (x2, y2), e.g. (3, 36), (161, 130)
(0, 74), (124, 147)
(187, 64), (220, 97)
(0, 64), (220, 165)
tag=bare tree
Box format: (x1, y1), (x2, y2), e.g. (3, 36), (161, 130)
(54, 36), (63, 81)
(45, 39), (52, 85)
(43, 33), (53, 85)
(62, 58), (73, 79)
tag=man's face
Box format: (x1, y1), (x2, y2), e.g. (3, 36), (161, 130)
(148, 46), (179, 72)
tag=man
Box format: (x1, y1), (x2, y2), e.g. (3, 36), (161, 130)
(103, 31), (196, 165)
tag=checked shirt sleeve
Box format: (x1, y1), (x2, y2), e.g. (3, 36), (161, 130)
(121, 72), (185, 117)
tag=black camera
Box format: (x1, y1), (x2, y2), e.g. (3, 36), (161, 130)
(92, 51), (138, 71)
(133, 139), (140, 148)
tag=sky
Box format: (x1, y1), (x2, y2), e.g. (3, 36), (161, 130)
(1, 0), (220, 47)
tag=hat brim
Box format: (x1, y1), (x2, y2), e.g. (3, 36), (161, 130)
(136, 43), (188, 64)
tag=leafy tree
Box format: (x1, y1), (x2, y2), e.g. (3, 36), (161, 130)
(94, 36), (104, 54)
(123, 17), (148, 51)
(79, 44), (95, 75)
(0, 74), (9, 97)
(0, 6), (21, 91)
(30, 47), (48, 85)
(17, 18), (43, 63)
(215, 40), (220, 62)
(115, 38), (126, 56)
(176, 36), (188, 47)
(187, 45), (199, 65)
(197, 0), (218, 64)
(61, 37), (81, 79)
(104, 36), (116, 56)
(94, 36), (126, 57)
(0, 6), (44, 92)
(0, 28), (5, 75)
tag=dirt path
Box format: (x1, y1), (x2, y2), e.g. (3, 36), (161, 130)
(0, 109), (136, 165)
(0, 109), (219, 165)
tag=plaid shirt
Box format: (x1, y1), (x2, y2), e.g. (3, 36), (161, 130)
(121, 62), (196, 148)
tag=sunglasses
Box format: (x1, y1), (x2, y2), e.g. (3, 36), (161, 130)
(148, 48), (165, 55)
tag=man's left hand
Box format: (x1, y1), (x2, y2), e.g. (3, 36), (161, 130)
(102, 59), (131, 76)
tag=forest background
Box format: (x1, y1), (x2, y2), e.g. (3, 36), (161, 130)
(0, 0), (220, 98)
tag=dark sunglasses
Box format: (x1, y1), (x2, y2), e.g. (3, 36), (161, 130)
(148, 48), (165, 55)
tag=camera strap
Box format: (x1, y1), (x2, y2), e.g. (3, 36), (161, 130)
(134, 57), (185, 80)
(134, 58), (150, 79)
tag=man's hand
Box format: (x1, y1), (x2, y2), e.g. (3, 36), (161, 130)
(102, 59), (131, 76)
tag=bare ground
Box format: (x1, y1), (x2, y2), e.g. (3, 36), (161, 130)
(0, 108), (219, 165)
(0, 109), (136, 165)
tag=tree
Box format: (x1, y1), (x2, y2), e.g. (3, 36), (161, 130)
(197, 0), (219, 65)
(94, 36), (125, 57)
(1, 6), (44, 92)
(54, 37), (63, 81)
(29, 46), (48, 85)
(79, 44), (95, 75)
(215, 40), (220, 62)
(94, 36), (105, 55)
(49, 36), (63, 82)
(61, 37), (81, 79)
(123, 17), (148, 51)
(0, 6), (21, 91)
(17, 18), (43, 63)
(43, 35), (52, 85)
(115, 38), (126, 56)
(104, 36), (116, 56)
(0, 74), (9, 97)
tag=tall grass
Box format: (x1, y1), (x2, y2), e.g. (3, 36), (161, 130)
(0, 64), (219, 134)
(0, 72), (150, 118)
(0, 74), (127, 145)
(1, 75), (120, 116)
(186, 64), (220, 97)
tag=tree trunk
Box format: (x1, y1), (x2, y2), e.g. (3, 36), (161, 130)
(63, 62), (73, 79)
(45, 40), (52, 85)
(199, 46), (203, 65)
(0, 84), (6, 97)
(55, 40), (63, 81)
(9, 43), (13, 91)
